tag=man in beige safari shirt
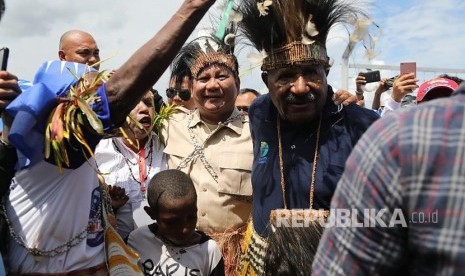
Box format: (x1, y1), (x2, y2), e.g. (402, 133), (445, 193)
(162, 107), (252, 233)
(160, 36), (252, 274)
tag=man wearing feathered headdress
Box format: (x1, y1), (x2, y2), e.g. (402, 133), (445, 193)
(234, 0), (379, 274)
(161, 34), (253, 275)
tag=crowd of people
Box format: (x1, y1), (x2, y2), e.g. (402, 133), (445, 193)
(1, 0), (465, 275)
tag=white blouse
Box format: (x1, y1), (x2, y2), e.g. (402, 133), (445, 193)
(95, 133), (167, 238)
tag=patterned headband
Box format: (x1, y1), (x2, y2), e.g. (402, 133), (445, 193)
(191, 52), (238, 78)
(261, 41), (329, 71)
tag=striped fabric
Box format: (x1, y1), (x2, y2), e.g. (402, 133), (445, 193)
(313, 85), (465, 275)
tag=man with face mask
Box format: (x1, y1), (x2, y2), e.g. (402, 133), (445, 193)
(235, 0), (379, 274)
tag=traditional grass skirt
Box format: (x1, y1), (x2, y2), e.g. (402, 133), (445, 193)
(237, 209), (329, 276)
(209, 224), (248, 276)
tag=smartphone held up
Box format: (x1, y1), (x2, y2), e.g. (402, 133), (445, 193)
(400, 62), (416, 77)
(360, 70), (381, 83)
(1, 47), (9, 70)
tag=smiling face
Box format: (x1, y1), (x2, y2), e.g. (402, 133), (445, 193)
(122, 91), (155, 149)
(192, 64), (240, 123)
(265, 64), (328, 124)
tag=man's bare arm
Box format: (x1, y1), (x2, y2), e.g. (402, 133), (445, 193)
(106, 0), (215, 126)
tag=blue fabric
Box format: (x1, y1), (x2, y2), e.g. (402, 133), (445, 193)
(5, 60), (110, 168)
(18, 78), (33, 91)
(0, 253), (5, 276)
(0, 79), (32, 132)
(248, 87), (380, 236)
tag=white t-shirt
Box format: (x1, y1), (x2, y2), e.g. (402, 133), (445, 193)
(6, 159), (104, 273)
(95, 134), (167, 238)
(127, 224), (224, 276)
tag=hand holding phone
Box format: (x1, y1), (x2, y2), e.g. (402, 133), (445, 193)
(360, 70), (381, 83)
(384, 75), (398, 88)
(400, 62), (416, 77)
(0, 47), (9, 70)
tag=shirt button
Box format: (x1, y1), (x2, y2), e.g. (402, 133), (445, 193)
(201, 212), (206, 217)
(291, 145), (296, 150)
(202, 188), (207, 192)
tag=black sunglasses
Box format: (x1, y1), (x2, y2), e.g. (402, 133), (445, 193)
(236, 106), (249, 113)
(166, 88), (191, 101)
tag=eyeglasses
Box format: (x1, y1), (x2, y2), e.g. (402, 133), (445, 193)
(236, 106), (249, 113)
(166, 88), (191, 101)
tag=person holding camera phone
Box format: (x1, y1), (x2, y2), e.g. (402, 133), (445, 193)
(381, 72), (419, 117)
(380, 62), (420, 116)
(0, 69), (22, 276)
(355, 71), (389, 112)
(0, 1), (22, 273)
(371, 78), (390, 112)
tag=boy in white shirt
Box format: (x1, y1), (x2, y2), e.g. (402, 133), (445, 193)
(127, 169), (224, 276)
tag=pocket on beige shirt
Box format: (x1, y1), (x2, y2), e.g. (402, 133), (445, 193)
(218, 152), (253, 197)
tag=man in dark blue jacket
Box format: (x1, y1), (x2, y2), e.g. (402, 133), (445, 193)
(236, 0), (379, 274)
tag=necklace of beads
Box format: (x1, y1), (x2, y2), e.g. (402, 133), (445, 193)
(112, 137), (154, 197)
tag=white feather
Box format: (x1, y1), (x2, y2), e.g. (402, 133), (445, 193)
(364, 47), (379, 61)
(224, 33), (236, 46)
(196, 34), (219, 53)
(230, 11), (243, 23)
(257, 0), (273, 17)
(350, 18), (373, 42)
(247, 49), (268, 67)
(301, 35), (315, 45)
(197, 29), (211, 38)
(370, 26), (382, 42)
(305, 15), (319, 37)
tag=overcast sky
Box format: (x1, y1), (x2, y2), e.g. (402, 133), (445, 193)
(1, 0), (464, 105)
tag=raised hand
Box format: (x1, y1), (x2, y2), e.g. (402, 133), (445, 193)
(392, 73), (418, 102)
(0, 70), (21, 111)
(355, 74), (366, 95)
